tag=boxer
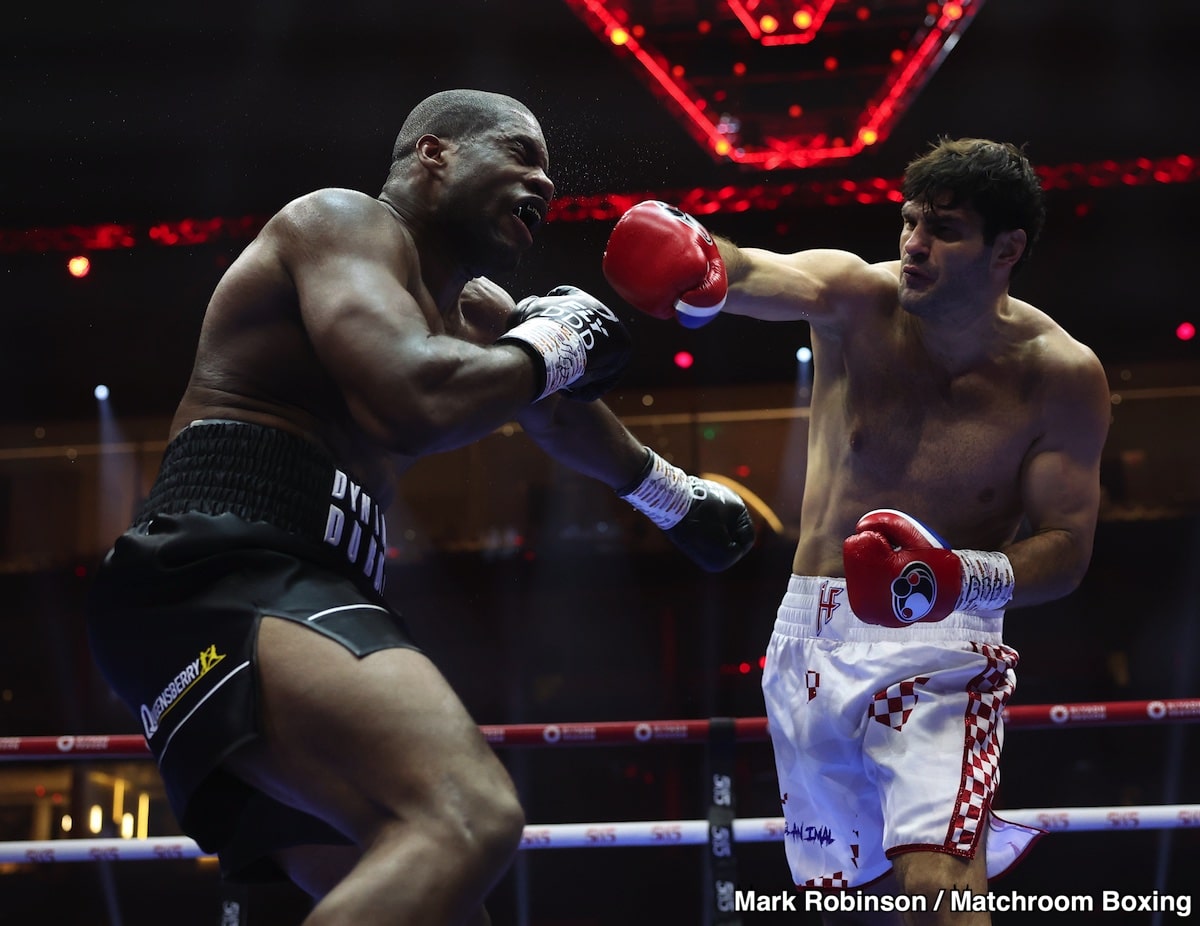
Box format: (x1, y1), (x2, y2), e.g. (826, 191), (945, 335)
(88, 89), (753, 926)
(603, 140), (1111, 924)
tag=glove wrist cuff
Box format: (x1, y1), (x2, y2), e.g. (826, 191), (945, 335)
(497, 317), (586, 402)
(618, 448), (692, 529)
(953, 549), (1014, 613)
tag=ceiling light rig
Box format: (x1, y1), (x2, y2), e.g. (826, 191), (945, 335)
(725, 0), (840, 45)
(1, 154), (1196, 254)
(562, 0), (983, 170)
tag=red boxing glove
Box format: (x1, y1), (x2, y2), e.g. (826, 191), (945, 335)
(843, 509), (1015, 628)
(602, 200), (727, 329)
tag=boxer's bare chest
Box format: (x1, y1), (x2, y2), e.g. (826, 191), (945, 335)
(806, 341), (1042, 546)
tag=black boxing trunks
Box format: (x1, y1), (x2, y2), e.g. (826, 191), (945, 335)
(86, 419), (420, 880)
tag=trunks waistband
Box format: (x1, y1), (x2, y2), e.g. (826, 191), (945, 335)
(773, 575), (1005, 644)
(136, 420), (388, 594)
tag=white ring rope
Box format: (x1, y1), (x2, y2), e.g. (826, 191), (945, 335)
(3, 805), (1197, 864)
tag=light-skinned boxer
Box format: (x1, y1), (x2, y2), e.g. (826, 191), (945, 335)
(602, 139), (1111, 926)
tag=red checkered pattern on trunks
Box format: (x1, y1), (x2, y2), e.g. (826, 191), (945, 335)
(867, 676), (931, 731)
(947, 642), (1018, 852)
(801, 872), (850, 889)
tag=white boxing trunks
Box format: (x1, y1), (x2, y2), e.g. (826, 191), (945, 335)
(761, 575), (1043, 889)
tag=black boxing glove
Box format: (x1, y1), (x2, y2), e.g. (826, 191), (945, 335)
(497, 285), (631, 402)
(618, 448), (755, 572)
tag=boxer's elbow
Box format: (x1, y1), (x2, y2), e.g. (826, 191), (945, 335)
(1011, 527), (1095, 608)
(349, 396), (470, 456)
(343, 362), (525, 457)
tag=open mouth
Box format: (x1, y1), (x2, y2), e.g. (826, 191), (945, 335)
(513, 202), (544, 233)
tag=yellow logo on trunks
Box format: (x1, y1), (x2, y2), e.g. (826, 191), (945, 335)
(140, 645), (226, 739)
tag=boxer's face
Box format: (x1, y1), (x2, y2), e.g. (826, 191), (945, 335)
(438, 112), (554, 277)
(897, 193), (994, 319)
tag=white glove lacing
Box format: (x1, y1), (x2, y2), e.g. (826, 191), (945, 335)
(619, 449), (693, 530)
(953, 549), (1015, 613)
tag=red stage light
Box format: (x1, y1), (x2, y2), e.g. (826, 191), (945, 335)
(1177, 322), (1196, 341)
(67, 255), (90, 278)
(5, 157), (1199, 255)
(673, 351), (695, 369)
(563, 0), (981, 168)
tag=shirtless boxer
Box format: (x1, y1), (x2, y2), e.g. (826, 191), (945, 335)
(87, 89), (753, 926)
(602, 138), (1111, 924)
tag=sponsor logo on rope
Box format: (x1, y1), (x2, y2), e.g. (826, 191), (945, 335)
(139, 644), (227, 739)
(55, 735), (112, 753)
(1049, 703), (1107, 724)
(521, 828), (552, 847)
(540, 724), (598, 744)
(635, 721), (690, 741)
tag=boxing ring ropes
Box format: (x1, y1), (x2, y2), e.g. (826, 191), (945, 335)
(3, 697), (1198, 918)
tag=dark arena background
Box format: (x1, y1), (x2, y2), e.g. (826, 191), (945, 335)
(3, 1), (1199, 923)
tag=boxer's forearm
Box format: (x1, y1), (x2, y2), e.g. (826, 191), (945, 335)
(515, 395), (647, 488)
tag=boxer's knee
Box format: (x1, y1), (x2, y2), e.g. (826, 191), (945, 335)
(391, 770), (525, 882)
(451, 778), (526, 876)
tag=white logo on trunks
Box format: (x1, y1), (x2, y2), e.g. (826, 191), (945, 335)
(815, 581), (843, 636)
(139, 644), (226, 739)
(324, 469), (388, 594)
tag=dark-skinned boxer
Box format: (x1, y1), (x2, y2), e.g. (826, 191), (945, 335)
(87, 89), (753, 926)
